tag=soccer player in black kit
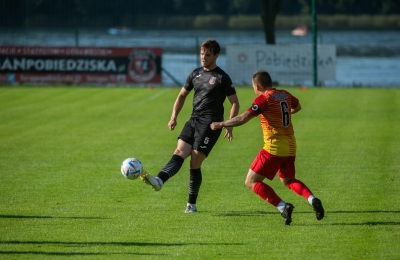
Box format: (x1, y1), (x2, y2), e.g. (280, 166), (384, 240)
(141, 39), (240, 213)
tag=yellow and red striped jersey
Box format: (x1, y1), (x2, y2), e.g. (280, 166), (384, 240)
(247, 88), (299, 156)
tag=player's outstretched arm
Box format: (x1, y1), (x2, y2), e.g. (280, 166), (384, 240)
(223, 94), (240, 141)
(168, 87), (190, 130)
(227, 94), (240, 119)
(210, 111), (255, 130)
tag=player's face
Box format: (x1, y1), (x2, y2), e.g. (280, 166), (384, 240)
(200, 48), (218, 70)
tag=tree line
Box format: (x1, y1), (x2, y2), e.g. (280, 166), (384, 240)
(2, 0), (400, 27)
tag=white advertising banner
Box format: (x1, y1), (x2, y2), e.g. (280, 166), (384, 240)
(226, 44), (336, 85)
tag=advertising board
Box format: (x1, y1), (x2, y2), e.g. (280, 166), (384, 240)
(0, 46), (162, 85)
(226, 44), (335, 85)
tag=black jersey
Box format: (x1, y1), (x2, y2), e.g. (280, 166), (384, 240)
(183, 66), (236, 121)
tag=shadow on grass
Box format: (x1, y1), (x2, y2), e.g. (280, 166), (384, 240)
(327, 222), (400, 226)
(0, 240), (243, 256)
(213, 211), (271, 217)
(0, 241), (242, 246)
(0, 251), (155, 256)
(213, 210), (400, 217)
(213, 210), (400, 226)
(0, 215), (108, 219)
(328, 210), (400, 214)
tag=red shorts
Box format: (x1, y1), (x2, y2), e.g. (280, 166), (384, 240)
(250, 149), (296, 180)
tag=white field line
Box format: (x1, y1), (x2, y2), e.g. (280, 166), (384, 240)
(137, 89), (169, 105)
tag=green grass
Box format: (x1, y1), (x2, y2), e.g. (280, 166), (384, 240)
(0, 86), (399, 259)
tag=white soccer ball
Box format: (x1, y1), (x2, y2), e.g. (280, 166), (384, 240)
(121, 158), (143, 180)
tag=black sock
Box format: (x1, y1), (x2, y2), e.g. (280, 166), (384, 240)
(188, 168), (202, 204)
(157, 154), (184, 183)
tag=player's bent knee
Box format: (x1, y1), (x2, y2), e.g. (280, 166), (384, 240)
(244, 178), (253, 189)
(280, 177), (292, 187)
(173, 150), (190, 159)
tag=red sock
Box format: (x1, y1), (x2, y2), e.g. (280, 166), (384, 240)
(287, 179), (312, 200)
(253, 182), (282, 207)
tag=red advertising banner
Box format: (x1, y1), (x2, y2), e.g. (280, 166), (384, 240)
(0, 46), (162, 85)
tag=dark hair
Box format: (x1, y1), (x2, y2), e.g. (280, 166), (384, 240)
(252, 70), (272, 88)
(201, 39), (220, 55)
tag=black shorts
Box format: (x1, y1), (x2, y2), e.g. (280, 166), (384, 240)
(179, 116), (223, 157)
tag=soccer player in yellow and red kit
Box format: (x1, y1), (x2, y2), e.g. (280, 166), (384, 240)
(210, 70), (324, 225)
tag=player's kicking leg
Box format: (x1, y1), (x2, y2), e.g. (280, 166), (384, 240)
(140, 169), (163, 191)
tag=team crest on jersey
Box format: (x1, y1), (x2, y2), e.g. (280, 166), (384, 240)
(209, 77), (216, 84)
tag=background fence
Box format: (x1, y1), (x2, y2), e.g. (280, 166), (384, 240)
(1, 0), (399, 87)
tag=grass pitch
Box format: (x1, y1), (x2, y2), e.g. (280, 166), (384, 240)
(0, 86), (399, 259)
